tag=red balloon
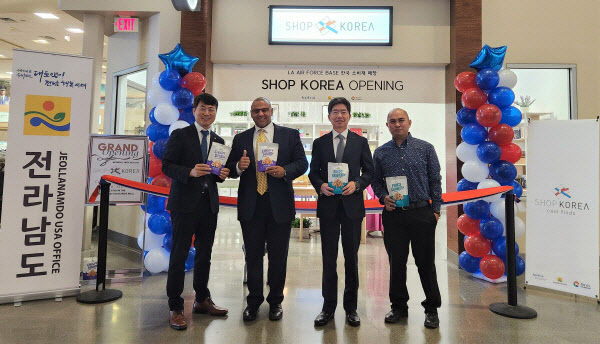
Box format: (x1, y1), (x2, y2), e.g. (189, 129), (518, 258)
(488, 124), (514, 145)
(148, 155), (162, 178)
(461, 88), (488, 110)
(464, 233), (491, 258)
(480, 255), (505, 280)
(180, 72), (206, 96)
(148, 141), (154, 155)
(500, 143), (522, 164)
(476, 104), (502, 127)
(454, 72), (477, 93)
(151, 174), (172, 188)
(457, 214), (481, 236)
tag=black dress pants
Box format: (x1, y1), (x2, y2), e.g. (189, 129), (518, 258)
(166, 192), (217, 311)
(319, 198), (362, 313)
(381, 205), (441, 314)
(241, 193), (292, 308)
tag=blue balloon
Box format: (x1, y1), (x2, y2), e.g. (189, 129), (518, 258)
(456, 107), (477, 126)
(159, 69), (182, 91)
(146, 123), (169, 142)
(463, 200), (490, 220)
(469, 45), (507, 71)
(480, 217), (504, 240)
(488, 87), (515, 108)
(149, 107), (159, 125)
(147, 194), (166, 214)
(476, 141), (502, 163)
(143, 250), (149, 258)
(489, 160), (517, 184)
(159, 44), (200, 76)
(148, 211), (172, 235)
(152, 139), (169, 160)
(185, 247), (196, 270)
(461, 123), (488, 145)
(476, 68), (500, 90)
(500, 106), (522, 127)
(457, 178), (479, 192)
(515, 255), (525, 276)
(171, 88), (194, 109)
(459, 251), (481, 273)
(163, 234), (173, 253)
(147, 177), (154, 184)
(492, 237), (519, 259)
(512, 181), (523, 198)
(179, 107), (195, 125)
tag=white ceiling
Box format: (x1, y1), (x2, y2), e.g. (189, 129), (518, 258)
(0, 1), (108, 81)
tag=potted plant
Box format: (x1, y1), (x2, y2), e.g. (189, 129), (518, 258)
(351, 112), (372, 123)
(230, 110), (249, 122)
(288, 110), (307, 122)
(514, 95), (535, 114)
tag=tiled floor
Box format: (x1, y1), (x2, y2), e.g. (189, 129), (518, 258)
(1, 207), (599, 343)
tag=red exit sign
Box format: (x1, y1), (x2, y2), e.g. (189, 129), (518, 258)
(114, 17), (139, 32)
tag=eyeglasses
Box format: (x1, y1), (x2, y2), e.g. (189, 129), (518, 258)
(331, 110), (349, 116)
(198, 106), (216, 114)
(251, 107), (271, 115)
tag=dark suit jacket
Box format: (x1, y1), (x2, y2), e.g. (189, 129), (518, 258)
(308, 130), (374, 220)
(162, 125), (224, 214)
(225, 124), (308, 224)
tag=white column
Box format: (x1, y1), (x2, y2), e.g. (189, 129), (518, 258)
(82, 13), (105, 134)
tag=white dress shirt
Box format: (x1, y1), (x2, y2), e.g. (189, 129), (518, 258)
(332, 128), (349, 159)
(194, 122), (212, 155)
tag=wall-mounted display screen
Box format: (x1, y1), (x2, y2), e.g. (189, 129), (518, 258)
(269, 6), (393, 46)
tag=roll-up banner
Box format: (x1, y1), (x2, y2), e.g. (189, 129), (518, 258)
(526, 120), (599, 299)
(0, 49), (93, 303)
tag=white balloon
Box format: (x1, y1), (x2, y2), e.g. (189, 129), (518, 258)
(137, 228), (165, 251)
(144, 248), (170, 274)
(477, 179), (502, 202)
(169, 120), (191, 136)
(456, 142), (478, 162)
(147, 87), (173, 107)
(461, 160), (489, 183)
(490, 199), (506, 220)
(497, 69), (518, 89)
(151, 72), (161, 89)
(514, 216), (525, 238)
(154, 103), (180, 126)
(516, 201), (525, 214)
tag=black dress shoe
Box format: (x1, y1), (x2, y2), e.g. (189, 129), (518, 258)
(346, 311), (360, 327)
(243, 306), (258, 321)
(385, 309), (408, 323)
(424, 313), (439, 329)
(314, 311), (335, 326)
(269, 304), (283, 321)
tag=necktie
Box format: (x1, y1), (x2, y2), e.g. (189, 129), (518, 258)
(201, 130), (209, 163)
(256, 129), (268, 195)
(336, 133), (345, 163)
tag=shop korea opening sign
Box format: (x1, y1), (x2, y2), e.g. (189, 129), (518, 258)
(0, 49), (92, 303)
(269, 6), (392, 45)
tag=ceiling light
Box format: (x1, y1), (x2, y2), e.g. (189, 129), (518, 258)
(0, 54), (5, 58)
(66, 28), (84, 33)
(6, 72), (13, 75)
(64, 35), (71, 41)
(34, 13), (59, 19)
(102, 65), (106, 69)
(33, 39), (50, 44)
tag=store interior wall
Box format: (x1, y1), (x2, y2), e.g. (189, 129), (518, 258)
(212, 0), (450, 66)
(482, 0), (600, 119)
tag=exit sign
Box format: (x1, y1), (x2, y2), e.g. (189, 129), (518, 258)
(114, 17), (139, 32)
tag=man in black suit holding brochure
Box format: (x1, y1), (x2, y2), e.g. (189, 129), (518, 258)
(225, 97), (308, 322)
(309, 97), (374, 327)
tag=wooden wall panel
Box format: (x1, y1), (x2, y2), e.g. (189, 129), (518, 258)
(446, 0), (482, 258)
(180, 0), (213, 93)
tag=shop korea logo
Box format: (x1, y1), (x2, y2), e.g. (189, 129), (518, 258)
(554, 185), (571, 198)
(317, 17), (338, 35)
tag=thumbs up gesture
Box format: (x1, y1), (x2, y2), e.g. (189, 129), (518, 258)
(238, 149), (250, 171)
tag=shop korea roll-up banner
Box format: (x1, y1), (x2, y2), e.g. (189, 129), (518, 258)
(0, 49), (92, 303)
(526, 120), (599, 298)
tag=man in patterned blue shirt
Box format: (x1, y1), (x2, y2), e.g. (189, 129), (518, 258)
(371, 108), (442, 329)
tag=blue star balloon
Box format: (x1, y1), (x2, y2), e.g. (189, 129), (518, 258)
(469, 45), (507, 71)
(158, 43), (199, 76)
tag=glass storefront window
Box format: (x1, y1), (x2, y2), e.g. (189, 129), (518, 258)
(114, 68), (147, 135)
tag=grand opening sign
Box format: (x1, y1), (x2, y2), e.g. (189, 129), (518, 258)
(269, 6), (393, 46)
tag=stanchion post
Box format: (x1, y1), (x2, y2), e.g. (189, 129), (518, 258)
(489, 190), (537, 319)
(77, 179), (123, 304)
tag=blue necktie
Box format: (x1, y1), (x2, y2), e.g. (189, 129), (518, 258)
(201, 130), (209, 163)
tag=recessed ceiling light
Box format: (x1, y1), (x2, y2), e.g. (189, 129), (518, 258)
(102, 65), (106, 69)
(0, 54), (5, 58)
(33, 39), (50, 44)
(6, 72), (13, 75)
(34, 13), (59, 19)
(66, 28), (84, 33)
(64, 35), (71, 41)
